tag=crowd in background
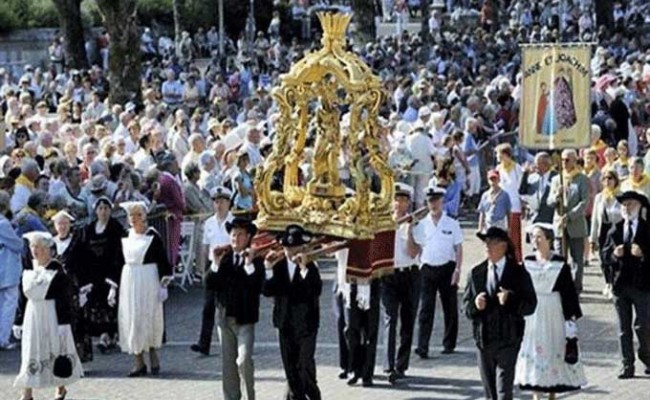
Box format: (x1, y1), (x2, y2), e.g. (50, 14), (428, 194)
(1, 0), (650, 397)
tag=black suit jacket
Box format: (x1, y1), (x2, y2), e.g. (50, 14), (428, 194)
(263, 259), (322, 336)
(213, 250), (265, 325)
(603, 219), (650, 293)
(463, 257), (537, 350)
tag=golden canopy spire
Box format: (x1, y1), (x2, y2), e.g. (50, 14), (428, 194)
(254, 12), (395, 240)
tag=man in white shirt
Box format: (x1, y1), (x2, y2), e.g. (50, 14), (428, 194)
(407, 126), (436, 208)
(161, 69), (184, 109)
(190, 186), (234, 356)
(412, 184), (463, 359)
(382, 183), (422, 383)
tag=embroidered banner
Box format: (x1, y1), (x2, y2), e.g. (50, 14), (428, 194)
(520, 44), (591, 150)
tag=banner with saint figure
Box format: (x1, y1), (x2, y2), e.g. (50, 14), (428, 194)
(520, 44), (591, 149)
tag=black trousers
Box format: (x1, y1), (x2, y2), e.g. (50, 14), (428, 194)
(279, 329), (321, 400)
(381, 266), (421, 373)
(477, 344), (520, 400)
(613, 286), (650, 370)
(417, 262), (459, 354)
(332, 289), (349, 372)
(197, 287), (218, 350)
(344, 281), (381, 381)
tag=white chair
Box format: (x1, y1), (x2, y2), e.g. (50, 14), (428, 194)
(176, 220), (196, 291)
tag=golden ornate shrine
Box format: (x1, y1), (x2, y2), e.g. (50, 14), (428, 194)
(255, 12), (395, 240)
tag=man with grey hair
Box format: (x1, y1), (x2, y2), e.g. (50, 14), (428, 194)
(181, 134), (207, 179)
(10, 158), (39, 214)
(240, 126), (263, 168)
(198, 150), (222, 193)
(0, 190), (23, 350)
(547, 148), (589, 292)
(519, 151), (556, 225)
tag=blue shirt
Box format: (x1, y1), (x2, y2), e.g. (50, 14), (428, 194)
(463, 133), (479, 167)
(479, 189), (512, 228)
(0, 216), (23, 289)
(443, 180), (462, 218)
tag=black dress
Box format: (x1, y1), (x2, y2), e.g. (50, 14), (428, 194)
(76, 218), (126, 338)
(55, 230), (93, 362)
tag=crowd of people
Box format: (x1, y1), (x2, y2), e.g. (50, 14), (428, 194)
(1, 0), (650, 399)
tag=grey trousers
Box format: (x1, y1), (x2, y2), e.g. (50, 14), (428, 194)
(477, 344), (520, 400)
(555, 236), (585, 292)
(613, 286), (650, 371)
(218, 316), (256, 400)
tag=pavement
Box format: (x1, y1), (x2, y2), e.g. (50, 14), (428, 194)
(2, 217), (650, 399)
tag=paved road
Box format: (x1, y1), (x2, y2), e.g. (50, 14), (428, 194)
(2, 219), (650, 399)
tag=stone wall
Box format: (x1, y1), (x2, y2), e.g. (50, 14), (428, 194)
(0, 28), (58, 76)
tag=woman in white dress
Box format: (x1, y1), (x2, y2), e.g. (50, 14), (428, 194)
(515, 223), (587, 399)
(117, 201), (173, 377)
(13, 231), (83, 400)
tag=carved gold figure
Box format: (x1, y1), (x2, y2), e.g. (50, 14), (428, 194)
(254, 12), (395, 239)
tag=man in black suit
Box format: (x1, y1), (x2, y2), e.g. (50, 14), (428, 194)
(211, 217), (264, 400)
(463, 227), (537, 400)
(263, 225), (323, 400)
(602, 191), (650, 379)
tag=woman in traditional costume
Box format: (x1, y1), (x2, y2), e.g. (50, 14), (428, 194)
(13, 231), (83, 400)
(78, 196), (126, 353)
(52, 210), (93, 362)
(117, 201), (173, 377)
(515, 224), (587, 399)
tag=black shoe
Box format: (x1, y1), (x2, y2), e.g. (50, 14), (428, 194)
(414, 348), (428, 359)
(362, 378), (373, 387)
(618, 368), (634, 379)
(645, 367), (650, 375)
(347, 375), (359, 385)
(128, 365), (148, 377)
(388, 371), (399, 384)
(394, 370), (406, 379)
(190, 344), (210, 356)
(338, 370), (348, 379)
(151, 365), (160, 376)
(441, 348), (455, 354)
(97, 342), (107, 354)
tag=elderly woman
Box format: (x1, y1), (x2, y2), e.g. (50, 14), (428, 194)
(515, 223), (587, 399)
(14, 231), (83, 400)
(117, 202), (173, 377)
(77, 197), (126, 353)
(590, 170), (622, 299)
(183, 162), (212, 216)
(52, 210), (92, 362)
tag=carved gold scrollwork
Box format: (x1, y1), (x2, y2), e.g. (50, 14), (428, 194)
(255, 12), (395, 239)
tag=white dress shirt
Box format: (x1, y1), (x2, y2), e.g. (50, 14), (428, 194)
(412, 213), (463, 267)
(203, 212), (233, 266)
(394, 223), (419, 269)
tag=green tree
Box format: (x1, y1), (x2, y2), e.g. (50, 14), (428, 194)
(52, 0), (88, 69)
(96, 0), (141, 104)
